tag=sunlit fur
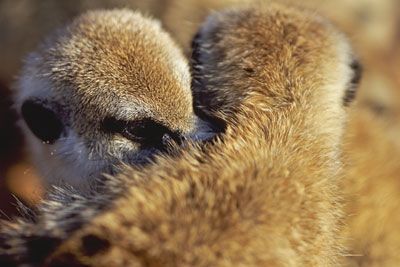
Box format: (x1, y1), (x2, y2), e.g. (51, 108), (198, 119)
(14, 9), (203, 192)
(162, 1), (400, 266)
(342, 106), (400, 266)
(0, 3), (360, 266)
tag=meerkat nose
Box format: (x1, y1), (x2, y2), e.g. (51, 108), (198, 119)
(21, 100), (64, 144)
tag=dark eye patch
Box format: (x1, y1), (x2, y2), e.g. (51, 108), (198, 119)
(123, 119), (170, 143)
(343, 58), (363, 106)
(101, 117), (180, 147)
(21, 100), (64, 144)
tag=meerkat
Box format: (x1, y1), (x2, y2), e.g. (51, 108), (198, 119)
(0, 2), (362, 266)
(13, 9), (213, 193)
(1, 2), (398, 266)
(162, 2), (400, 266)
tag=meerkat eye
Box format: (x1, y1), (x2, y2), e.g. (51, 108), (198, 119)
(21, 100), (64, 144)
(102, 117), (182, 147)
(343, 58), (363, 106)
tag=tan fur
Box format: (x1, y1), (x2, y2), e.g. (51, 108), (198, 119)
(161, 2), (400, 266)
(15, 9), (195, 191)
(341, 105), (400, 266)
(161, 0), (399, 57)
(0, 0), (174, 209)
(0, 4), (358, 266)
(0, 0), (171, 84)
(1, 1), (398, 267)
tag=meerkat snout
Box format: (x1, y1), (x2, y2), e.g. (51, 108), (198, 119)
(15, 9), (212, 192)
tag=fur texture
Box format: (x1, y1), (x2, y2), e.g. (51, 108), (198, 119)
(1, 3), (360, 266)
(15, 9), (201, 192)
(162, 1), (400, 266)
(341, 105), (400, 266)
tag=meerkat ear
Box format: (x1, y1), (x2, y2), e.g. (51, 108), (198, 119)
(343, 58), (363, 106)
(21, 99), (64, 144)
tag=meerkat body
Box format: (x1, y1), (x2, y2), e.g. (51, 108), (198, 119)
(0, 3), (361, 266)
(161, 2), (400, 266)
(14, 9), (210, 192)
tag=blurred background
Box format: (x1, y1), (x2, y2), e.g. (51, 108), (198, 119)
(0, 0), (399, 266)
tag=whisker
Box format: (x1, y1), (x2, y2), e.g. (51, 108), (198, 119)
(0, 209), (11, 221)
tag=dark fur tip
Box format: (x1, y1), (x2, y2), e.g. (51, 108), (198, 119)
(190, 31), (203, 72)
(343, 58), (363, 106)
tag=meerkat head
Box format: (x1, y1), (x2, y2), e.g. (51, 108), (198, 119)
(191, 4), (363, 122)
(15, 9), (200, 191)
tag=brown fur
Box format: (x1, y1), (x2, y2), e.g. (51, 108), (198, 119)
(51, 5), (356, 266)
(162, 2), (400, 266)
(15, 9), (195, 191)
(0, 0), (174, 211)
(161, 0), (399, 57)
(0, 0), (171, 84)
(21, 9), (193, 131)
(342, 105), (400, 266)
(2, 1), (398, 266)
(1, 3), (359, 266)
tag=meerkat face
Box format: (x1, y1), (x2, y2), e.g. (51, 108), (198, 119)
(15, 10), (202, 191)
